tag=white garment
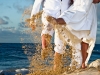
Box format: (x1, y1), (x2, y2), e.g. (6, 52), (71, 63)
(31, 0), (83, 68)
(31, 0), (70, 36)
(31, 0), (70, 18)
(58, 0), (97, 66)
(31, 0), (94, 68)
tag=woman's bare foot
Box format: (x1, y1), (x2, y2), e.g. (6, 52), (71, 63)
(81, 41), (88, 69)
(81, 63), (87, 69)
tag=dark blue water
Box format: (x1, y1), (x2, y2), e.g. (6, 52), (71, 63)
(0, 43), (100, 70)
(0, 43), (36, 70)
(90, 44), (100, 62)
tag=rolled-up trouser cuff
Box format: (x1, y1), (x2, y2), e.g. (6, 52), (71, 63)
(54, 45), (66, 54)
(41, 29), (54, 36)
(41, 12), (54, 36)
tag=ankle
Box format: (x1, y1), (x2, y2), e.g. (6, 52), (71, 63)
(53, 52), (62, 71)
(81, 63), (87, 69)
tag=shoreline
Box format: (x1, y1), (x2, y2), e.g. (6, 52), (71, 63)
(0, 59), (100, 75)
(0, 68), (29, 75)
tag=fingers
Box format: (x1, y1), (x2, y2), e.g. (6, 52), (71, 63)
(56, 18), (66, 25)
(93, 0), (100, 4)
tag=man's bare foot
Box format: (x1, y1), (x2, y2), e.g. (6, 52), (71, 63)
(53, 52), (62, 71)
(41, 48), (52, 60)
(41, 48), (47, 60)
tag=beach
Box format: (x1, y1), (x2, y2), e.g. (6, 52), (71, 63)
(62, 67), (100, 75)
(26, 67), (100, 75)
(26, 59), (100, 75)
(0, 66), (100, 75)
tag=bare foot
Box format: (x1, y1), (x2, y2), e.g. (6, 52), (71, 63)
(41, 48), (52, 60)
(53, 52), (62, 72)
(81, 63), (87, 69)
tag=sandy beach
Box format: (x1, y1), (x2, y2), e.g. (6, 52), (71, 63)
(62, 68), (100, 75)
(0, 60), (100, 75)
(26, 67), (100, 75)
(26, 59), (100, 75)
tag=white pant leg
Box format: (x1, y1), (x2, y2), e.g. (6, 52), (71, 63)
(70, 43), (82, 69)
(54, 27), (82, 68)
(54, 29), (66, 54)
(41, 12), (54, 36)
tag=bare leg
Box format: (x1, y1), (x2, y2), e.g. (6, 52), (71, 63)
(81, 41), (89, 69)
(53, 52), (62, 72)
(42, 34), (47, 49)
(41, 34), (52, 59)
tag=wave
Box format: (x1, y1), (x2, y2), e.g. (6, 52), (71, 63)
(0, 68), (29, 75)
(9, 55), (27, 59)
(92, 50), (100, 55)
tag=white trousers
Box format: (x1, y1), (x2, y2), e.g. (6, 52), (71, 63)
(41, 12), (83, 68)
(54, 28), (83, 68)
(41, 12), (54, 36)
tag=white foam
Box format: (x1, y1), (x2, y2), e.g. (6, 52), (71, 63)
(0, 68), (29, 75)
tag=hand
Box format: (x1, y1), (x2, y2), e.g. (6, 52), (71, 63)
(46, 16), (66, 25)
(56, 18), (66, 25)
(93, 0), (100, 3)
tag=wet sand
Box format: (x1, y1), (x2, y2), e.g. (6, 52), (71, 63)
(27, 67), (100, 75)
(62, 67), (100, 75)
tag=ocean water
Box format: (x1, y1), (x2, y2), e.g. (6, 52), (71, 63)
(0, 43), (36, 70)
(0, 43), (100, 70)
